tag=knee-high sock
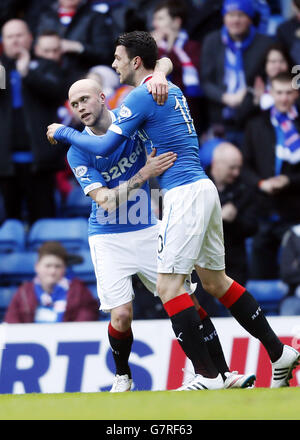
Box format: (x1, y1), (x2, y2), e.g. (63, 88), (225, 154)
(108, 322), (133, 378)
(164, 293), (219, 378)
(198, 306), (229, 380)
(219, 281), (283, 362)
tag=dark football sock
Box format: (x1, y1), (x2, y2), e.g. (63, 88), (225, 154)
(219, 281), (283, 362)
(164, 293), (219, 378)
(197, 306), (229, 380)
(108, 322), (133, 378)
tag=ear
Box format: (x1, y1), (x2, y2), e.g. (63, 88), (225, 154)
(133, 56), (142, 70)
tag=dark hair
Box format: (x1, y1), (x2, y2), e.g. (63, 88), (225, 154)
(115, 31), (158, 70)
(154, 0), (188, 27)
(37, 241), (68, 264)
(271, 71), (294, 85)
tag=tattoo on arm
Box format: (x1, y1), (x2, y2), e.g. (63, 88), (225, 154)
(112, 171), (145, 209)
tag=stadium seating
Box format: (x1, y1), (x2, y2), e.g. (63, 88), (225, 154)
(0, 251), (37, 285)
(65, 186), (92, 218)
(27, 218), (89, 251)
(68, 249), (95, 283)
(0, 219), (26, 253)
(0, 286), (17, 320)
(245, 279), (288, 315)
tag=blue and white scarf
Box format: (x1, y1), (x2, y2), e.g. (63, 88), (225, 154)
(271, 106), (300, 174)
(221, 25), (256, 118)
(34, 276), (69, 323)
(158, 29), (202, 97)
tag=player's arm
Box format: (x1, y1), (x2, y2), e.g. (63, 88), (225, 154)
(148, 57), (173, 105)
(47, 123), (126, 157)
(89, 149), (177, 212)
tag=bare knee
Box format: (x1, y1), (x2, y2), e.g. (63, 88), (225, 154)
(157, 273), (187, 304)
(111, 304), (133, 332)
(197, 268), (233, 298)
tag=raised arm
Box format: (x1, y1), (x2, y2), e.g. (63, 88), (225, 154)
(47, 123), (125, 157)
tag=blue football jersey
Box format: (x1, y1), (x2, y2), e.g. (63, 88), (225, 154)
(67, 111), (157, 235)
(109, 80), (208, 190)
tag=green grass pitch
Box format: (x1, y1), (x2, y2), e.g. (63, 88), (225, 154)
(0, 388), (299, 420)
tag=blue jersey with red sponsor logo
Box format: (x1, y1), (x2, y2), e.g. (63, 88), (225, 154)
(67, 111), (157, 235)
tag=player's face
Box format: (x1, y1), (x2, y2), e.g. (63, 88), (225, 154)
(35, 255), (66, 290)
(271, 80), (298, 113)
(112, 45), (135, 86)
(224, 11), (252, 40)
(69, 89), (105, 126)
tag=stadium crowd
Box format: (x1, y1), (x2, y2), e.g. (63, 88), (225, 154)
(0, 0), (300, 322)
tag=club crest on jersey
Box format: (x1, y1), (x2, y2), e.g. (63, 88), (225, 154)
(74, 165), (88, 177)
(119, 104), (132, 118)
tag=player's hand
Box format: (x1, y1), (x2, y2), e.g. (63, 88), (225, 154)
(147, 71), (168, 105)
(47, 123), (64, 145)
(143, 148), (177, 178)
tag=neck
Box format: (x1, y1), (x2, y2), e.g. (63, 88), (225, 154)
(89, 108), (112, 136)
(133, 68), (154, 87)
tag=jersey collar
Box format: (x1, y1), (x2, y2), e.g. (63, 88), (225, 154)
(140, 74), (153, 85)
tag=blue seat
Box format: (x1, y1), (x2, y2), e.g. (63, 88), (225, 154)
(69, 250), (95, 283)
(65, 186), (92, 217)
(0, 219), (25, 253)
(27, 218), (89, 251)
(0, 286), (17, 308)
(246, 280), (288, 315)
(0, 251), (37, 284)
(86, 282), (98, 299)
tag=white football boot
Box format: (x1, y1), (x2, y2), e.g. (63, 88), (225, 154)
(224, 371), (256, 389)
(176, 373), (224, 391)
(110, 374), (133, 393)
(271, 345), (300, 388)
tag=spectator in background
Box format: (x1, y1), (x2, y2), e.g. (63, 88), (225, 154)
(252, 43), (293, 110)
(208, 142), (257, 285)
(0, 1), (57, 34)
(86, 64), (133, 109)
(36, 0), (114, 84)
(4, 241), (99, 323)
(201, 0), (273, 147)
(242, 72), (300, 280)
(151, 0), (205, 134)
(0, 19), (67, 224)
(276, 0), (300, 66)
(279, 224), (300, 315)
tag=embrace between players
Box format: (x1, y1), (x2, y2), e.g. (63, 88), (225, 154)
(47, 31), (299, 392)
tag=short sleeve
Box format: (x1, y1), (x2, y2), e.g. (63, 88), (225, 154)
(109, 86), (153, 138)
(67, 146), (107, 195)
